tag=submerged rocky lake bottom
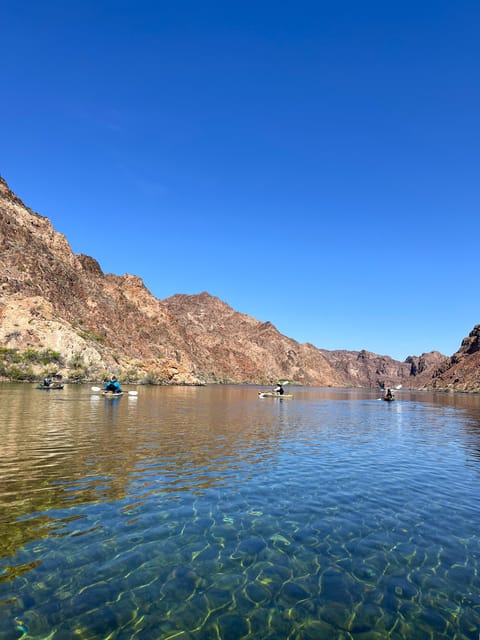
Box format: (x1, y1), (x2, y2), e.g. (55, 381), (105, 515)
(1, 384), (479, 639)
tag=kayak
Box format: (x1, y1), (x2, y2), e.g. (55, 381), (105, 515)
(36, 384), (64, 390)
(258, 392), (293, 398)
(382, 396), (395, 402)
(102, 391), (124, 398)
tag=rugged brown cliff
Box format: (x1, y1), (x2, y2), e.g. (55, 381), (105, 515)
(424, 326), (480, 392)
(0, 177), (199, 383)
(319, 348), (412, 388)
(162, 293), (344, 385)
(1, 176), (478, 390)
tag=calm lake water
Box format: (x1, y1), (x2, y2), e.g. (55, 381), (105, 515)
(1, 383), (479, 639)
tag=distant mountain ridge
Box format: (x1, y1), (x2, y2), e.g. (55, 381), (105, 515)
(1, 176), (478, 391)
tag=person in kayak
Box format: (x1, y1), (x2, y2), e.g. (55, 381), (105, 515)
(274, 383), (285, 395)
(43, 376), (52, 387)
(104, 376), (122, 394)
(384, 388), (394, 400)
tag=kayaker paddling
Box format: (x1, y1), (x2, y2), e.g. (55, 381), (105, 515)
(383, 388), (395, 401)
(258, 381), (291, 398)
(104, 375), (122, 394)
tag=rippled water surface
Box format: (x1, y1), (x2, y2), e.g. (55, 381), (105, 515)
(1, 383), (479, 639)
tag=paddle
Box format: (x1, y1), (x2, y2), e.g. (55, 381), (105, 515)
(91, 386), (138, 396)
(259, 380), (290, 397)
(377, 384), (401, 400)
(377, 384), (402, 400)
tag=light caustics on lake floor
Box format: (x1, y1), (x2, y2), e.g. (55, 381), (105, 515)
(0, 384), (479, 639)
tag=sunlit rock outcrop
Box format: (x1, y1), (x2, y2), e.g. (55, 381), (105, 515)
(1, 176), (477, 390)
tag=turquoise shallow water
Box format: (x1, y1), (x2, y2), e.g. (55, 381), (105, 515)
(0, 384), (479, 639)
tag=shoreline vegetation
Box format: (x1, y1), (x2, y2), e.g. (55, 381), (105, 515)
(1, 346), (479, 393)
(1, 378), (479, 395)
(0, 345), (203, 386)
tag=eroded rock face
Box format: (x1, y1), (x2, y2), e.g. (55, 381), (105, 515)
(161, 293), (344, 385)
(405, 351), (449, 379)
(319, 348), (412, 388)
(0, 177), (199, 383)
(425, 325), (480, 392)
(1, 176), (478, 390)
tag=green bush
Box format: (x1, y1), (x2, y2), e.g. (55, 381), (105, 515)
(0, 347), (62, 366)
(4, 364), (35, 381)
(144, 371), (160, 385)
(78, 329), (105, 344)
(124, 369), (140, 383)
(0, 347), (17, 362)
(68, 352), (85, 368)
(39, 349), (62, 364)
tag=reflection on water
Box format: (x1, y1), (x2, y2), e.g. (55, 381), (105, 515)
(0, 383), (480, 639)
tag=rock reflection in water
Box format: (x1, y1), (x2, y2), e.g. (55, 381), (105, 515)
(0, 383), (479, 639)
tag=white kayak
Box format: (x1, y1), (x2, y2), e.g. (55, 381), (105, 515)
(258, 392), (293, 398)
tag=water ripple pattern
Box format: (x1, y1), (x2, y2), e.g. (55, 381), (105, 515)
(0, 384), (479, 639)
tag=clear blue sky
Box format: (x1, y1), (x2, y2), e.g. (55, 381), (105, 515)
(1, 1), (478, 360)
